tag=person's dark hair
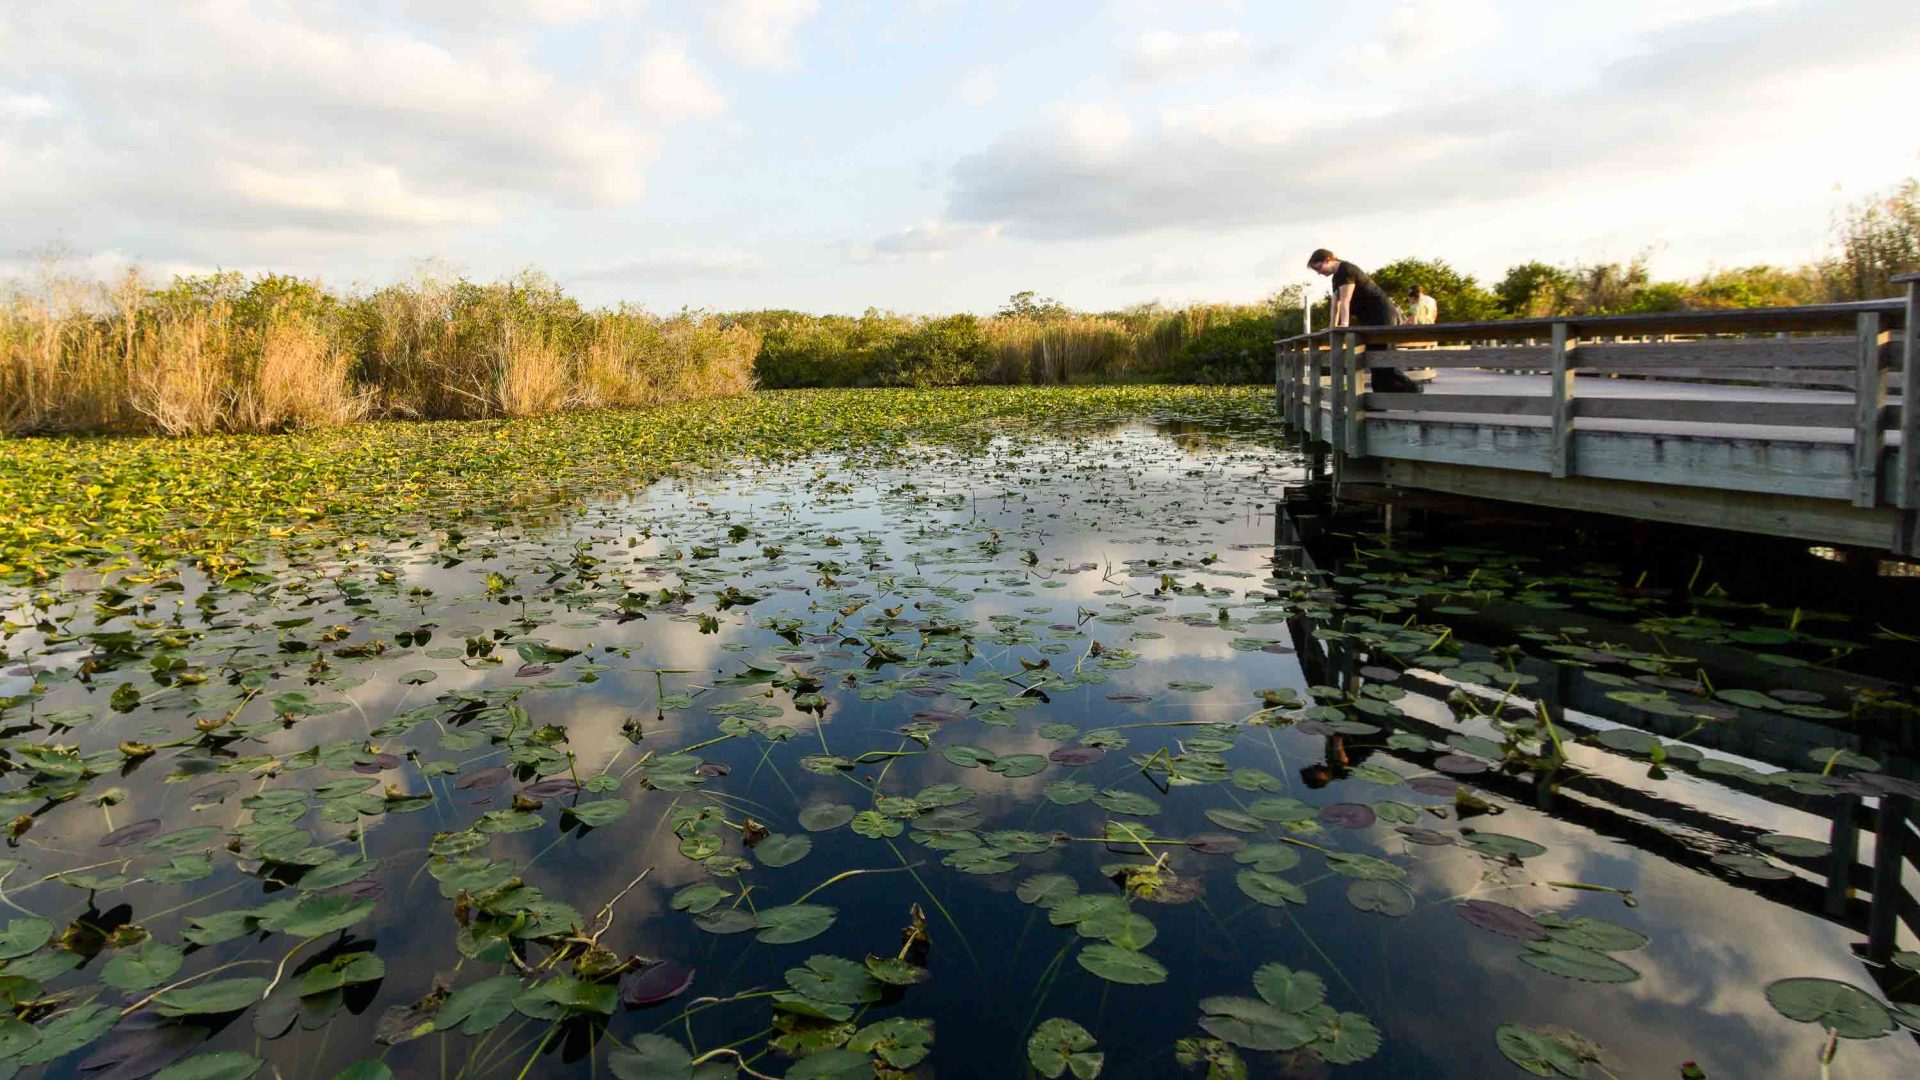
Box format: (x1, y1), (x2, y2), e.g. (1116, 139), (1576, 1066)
(1308, 248), (1336, 265)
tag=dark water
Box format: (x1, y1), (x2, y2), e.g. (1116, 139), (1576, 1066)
(2, 418), (1916, 1080)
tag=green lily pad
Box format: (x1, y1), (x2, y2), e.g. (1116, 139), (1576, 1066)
(1765, 977), (1894, 1038)
(1075, 943), (1167, 985)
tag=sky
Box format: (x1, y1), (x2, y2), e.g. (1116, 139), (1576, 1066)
(2, 0), (1917, 314)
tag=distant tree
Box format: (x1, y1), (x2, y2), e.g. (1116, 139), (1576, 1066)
(1565, 258), (1651, 316)
(1822, 179), (1920, 301)
(1493, 261), (1577, 317)
(998, 291), (1074, 320)
(1626, 282), (1688, 313)
(1682, 265), (1822, 309)
(1370, 258), (1501, 323)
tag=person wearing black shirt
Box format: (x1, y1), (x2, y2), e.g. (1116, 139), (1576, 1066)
(1307, 248), (1421, 393)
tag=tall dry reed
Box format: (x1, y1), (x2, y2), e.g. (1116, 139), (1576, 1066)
(0, 267), (761, 436)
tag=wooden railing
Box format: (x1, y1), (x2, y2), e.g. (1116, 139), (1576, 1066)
(1274, 287), (1917, 513)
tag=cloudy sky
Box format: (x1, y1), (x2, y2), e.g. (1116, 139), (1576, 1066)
(3, 0), (1916, 313)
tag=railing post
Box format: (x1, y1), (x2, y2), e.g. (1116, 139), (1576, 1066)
(1289, 344), (1303, 431)
(1294, 345), (1306, 431)
(1853, 311), (1889, 508)
(1549, 321), (1575, 478)
(1308, 339), (1324, 442)
(1329, 336), (1347, 454)
(1274, 340), (1284, 417)
(1897, 274), (1919, 513)
(1345, 332), (1365, 457)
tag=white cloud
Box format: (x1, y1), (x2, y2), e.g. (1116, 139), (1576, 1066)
(0, 2), (666, 257)
(708, 0), (820, 68)
(947, 0), (1920, 240)
(1126, 29), (1254, 83)
(634, 35), (726, 119)
(572, 251), (766, 282)
(1342, 0), (1502, 67)
(0, 90), (54, 120)
(1114, 257), (1207, 287)
(956, 68), (999, 107)
(845, 222), (1000, 263)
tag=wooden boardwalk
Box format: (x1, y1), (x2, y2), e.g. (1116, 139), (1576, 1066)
(1275, 274), (1920, 554)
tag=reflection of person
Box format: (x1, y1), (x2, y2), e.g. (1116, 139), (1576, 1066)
(1406, 285), (1437, 325)
(1299, 734), (1377, 789)
(1307, 248), (1421, 394)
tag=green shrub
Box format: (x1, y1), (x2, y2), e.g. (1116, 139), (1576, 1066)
(1161, 315), (1280, 384)
(881, 314), (990, 387)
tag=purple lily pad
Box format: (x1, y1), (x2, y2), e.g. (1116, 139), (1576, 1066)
(456, 766), (510, 791)
(1433, 754), (1489, 776)
(1360, 665), (1401, 682)
(514, 663), (553, 678)
(522, 778), (581, 798)
(1048, 746), (1106, 766)
(1187, 833), (1245, 855)
(912, 709), (966, 725)
(78, 1015), (206, 1080)
(99, 818), (163, 848)
(620, 959), (696, 1007)
(1767, 688), (1825, 704)
(696, 762), (732, 778)
(1260, 644), (1297, 655)
(1319, 803), (1377, 829)
(1455, 899), (1549, 941)
(354, 752), (403, 774)
(1407, 776), (1464, 797)
(904, 686), (944, 698)
(775, 653), (815, 663)
(1106, 693), (1152, 704)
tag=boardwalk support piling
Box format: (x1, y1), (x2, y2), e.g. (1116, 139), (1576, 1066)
(1865, 794), (1912, 961)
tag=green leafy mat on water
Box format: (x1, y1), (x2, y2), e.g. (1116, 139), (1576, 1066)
(0, 387), (1269, 581)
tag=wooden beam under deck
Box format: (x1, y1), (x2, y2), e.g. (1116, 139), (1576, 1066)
(1339, 456), (1901, 550)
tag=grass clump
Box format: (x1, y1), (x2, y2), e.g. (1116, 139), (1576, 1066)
(1, 268), (757, 436)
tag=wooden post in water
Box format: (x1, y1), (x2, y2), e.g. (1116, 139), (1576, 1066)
(1549, 321), (1575, 478)
(1866, 794), (1912, 961)
(1853, 311), (1888, 508)
(1823, 796), (1860, 917)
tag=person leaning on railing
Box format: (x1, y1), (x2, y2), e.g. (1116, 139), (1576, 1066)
(1307, 248), (1422, 393)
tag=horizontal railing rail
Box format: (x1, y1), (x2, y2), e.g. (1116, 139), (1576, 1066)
(1273, 297), (1908, 349)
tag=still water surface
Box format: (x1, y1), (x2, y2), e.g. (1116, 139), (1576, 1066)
(3, 416), (1916, 1079)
